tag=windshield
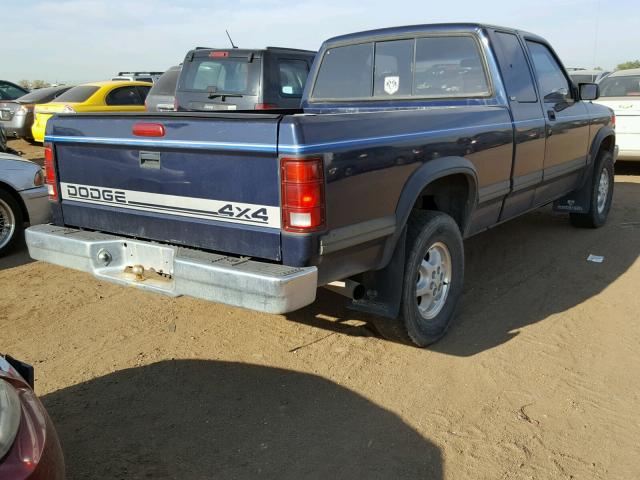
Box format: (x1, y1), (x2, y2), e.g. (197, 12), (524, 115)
(17, 86), (71, 103)
(55, 85), (100, 103)
(599, 75), (640, 97)
(569, 74), (595, 84)
(0, 82), (28, 100)
(179, 57), (261, 95)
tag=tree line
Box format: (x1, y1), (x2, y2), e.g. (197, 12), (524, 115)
(18, 79), (53, 90)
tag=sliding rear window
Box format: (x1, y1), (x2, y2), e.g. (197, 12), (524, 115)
(178, 56), (261, 95)
(311, 35), (490, 101)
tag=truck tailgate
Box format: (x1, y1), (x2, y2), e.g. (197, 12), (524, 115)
(48, 113), (283, 260)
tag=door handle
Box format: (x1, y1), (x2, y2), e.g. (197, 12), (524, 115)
(547, 110), (556, 121)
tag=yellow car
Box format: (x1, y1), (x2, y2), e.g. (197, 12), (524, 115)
(31, 80), (152, 143)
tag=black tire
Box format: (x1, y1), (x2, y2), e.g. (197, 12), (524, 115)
(373, 211), (464, 347)
(570, 151), (614, 228)
(0, 188), (24, 257)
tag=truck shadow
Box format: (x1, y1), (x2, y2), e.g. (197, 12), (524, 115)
(0, 243), (33, 271)
(42, 360), (442, 480)
(288, 180), (640, 355)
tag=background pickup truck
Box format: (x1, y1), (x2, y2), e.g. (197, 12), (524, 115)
(27, 23), (616, 347)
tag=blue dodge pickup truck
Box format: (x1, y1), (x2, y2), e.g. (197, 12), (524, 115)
(27, 24), (616, 347)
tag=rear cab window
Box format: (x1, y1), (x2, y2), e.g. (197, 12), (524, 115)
(311, 34), (490, 101)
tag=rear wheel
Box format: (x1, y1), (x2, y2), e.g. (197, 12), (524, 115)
(372, 211), (464, 347)
(0, 189), (24, 256)
(570, 150), (614, 228)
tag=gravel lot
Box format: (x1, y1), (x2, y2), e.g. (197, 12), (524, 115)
(2, 139), (639, 479)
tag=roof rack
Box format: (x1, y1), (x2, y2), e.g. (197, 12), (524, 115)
(117, 71), (164, 76)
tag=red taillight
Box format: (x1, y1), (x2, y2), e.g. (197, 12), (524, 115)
(611, 113), (616, 129)
(254, 103), (278, 110)
(281, 156), (325, 232)
(44, 143), (57, 201)
(132, 122), (165, 137)
(210, 51), (229, 58)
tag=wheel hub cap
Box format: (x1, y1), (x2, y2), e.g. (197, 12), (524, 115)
(416, 242), (452, 320)
(596, 169), (609, 214)
(0, 198), (16, 250)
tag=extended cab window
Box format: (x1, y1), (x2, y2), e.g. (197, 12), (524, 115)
(414, 36), (489, 98)
(312, 35), (489, 100)
(526, 41), (571, 102)
(278, 59), (309, 97)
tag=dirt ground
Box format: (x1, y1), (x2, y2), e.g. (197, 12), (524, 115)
(1, 139), (639, 479)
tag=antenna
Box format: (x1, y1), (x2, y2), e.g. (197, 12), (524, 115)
(226, 30), (238, 49)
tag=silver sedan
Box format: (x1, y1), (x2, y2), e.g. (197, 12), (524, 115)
(0, 152), (50, 255)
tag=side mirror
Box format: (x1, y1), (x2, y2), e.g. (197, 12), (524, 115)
(579, 83), (599, 101)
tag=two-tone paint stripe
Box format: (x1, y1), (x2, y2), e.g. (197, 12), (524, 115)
(44, 115), (592, 155)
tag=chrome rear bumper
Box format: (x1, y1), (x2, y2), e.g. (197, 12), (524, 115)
(26, 224), (317, 314)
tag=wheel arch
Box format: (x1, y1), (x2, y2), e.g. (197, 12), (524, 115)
(0, 181), (29, 223)
(589, 126), (615, 166)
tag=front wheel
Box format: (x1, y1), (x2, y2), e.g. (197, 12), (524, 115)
(570, 151), (614, 228)
(373, 211), (465, 347)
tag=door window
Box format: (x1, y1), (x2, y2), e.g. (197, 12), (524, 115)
(278, 59), (309, 97)
(106, 86), (143, 106)
(136, 86), (151, 101)
(491, 32), (537, 102)
(526, 41), (571, 103)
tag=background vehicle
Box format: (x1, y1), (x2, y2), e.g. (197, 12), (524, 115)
(595, 68), (640, 161)
(0, 142), (49, 256)
(0, 86), (72, 140)
(176, 47), (315, 111)
(145, 65), (181, 112)
(567, 68), (611, 84)
(0, 354), (65, 479)
(0, 80), (29, 100)
(31, 80), (152, 142)
(27, 24), (616, 347)
(112, 71), (164, 83)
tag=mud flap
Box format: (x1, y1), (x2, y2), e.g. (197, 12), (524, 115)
(552, 166), (594, 214)
(348, 228), (406, 319)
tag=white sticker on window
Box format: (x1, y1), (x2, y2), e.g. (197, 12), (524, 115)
(384, 76), (399, 95)
(282, 86), (293, 94)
